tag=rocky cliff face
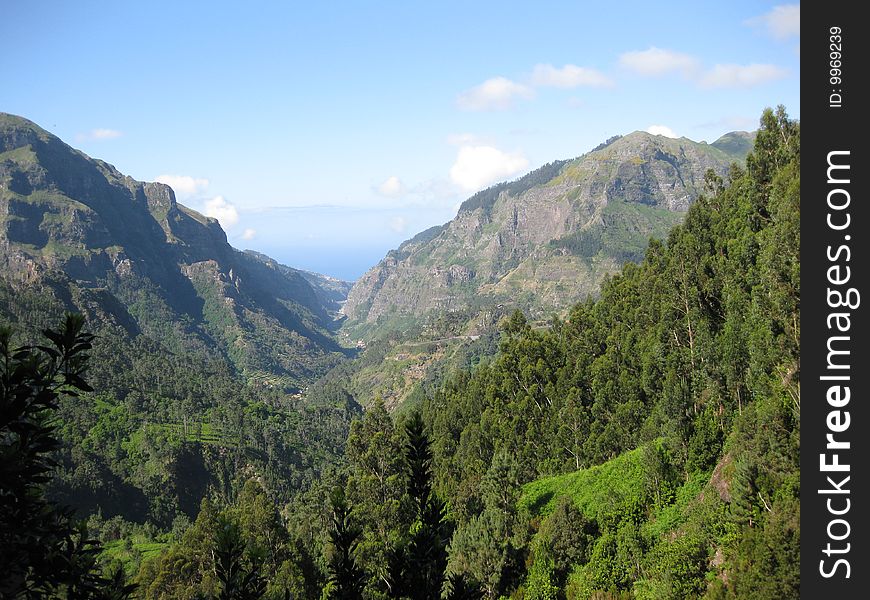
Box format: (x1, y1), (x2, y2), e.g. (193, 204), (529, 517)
(343, 131), (752, 339)
(0, 112), (345, 388)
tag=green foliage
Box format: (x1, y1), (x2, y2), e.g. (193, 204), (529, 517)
(326, 487), (366, 600)
(448, 507), (516, 599)
(524, 552), (559, 600)
(444, 572), (484, 600)
(641, 471), (708, 540)
(343, 397), (408, 586)
(0, 315), (135, 598)
(96, 516), (170, 579)
(634, 529), (708, 599)
(135, 481), (314, 600)
(420, 107), (800, 598)
(213, 516), (267, 600)
(518, 445), (652, 525)
(135, 498), (222, 598)
(721, 495), (799, 599)
(385, 412), (452, 599)
(536, 496), (596, 584)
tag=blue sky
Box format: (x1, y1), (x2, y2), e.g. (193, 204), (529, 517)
(2, 1), (799, 280)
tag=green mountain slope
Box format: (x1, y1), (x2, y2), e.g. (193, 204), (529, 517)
(0, 112), (347, 388)
(333, 129), (752, 409)
(343, 130), (752, 340)
(0, 113), (358, 526)
(421, 108), (798, 598)
(244, 249), (353, 320)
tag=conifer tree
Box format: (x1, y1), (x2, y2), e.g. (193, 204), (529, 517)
(445, 572), (484, 600)
(213, 516), (267, 600)
(326, 487), (365, 600)
(386, 412), (451, 599)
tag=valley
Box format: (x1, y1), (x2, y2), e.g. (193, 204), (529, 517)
(1, 108), (800, 599)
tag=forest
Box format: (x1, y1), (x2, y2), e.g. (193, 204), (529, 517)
(1, 107), (799, 599)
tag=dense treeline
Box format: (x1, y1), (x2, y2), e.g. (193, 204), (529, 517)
(1, 315), (136, 597)
(130, 106), (798, 598)
(0, 271), (359, 531)
(416, 106), (799, 597)
(304, 106), (798, 598)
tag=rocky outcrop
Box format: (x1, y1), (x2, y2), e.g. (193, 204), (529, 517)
(343, 131), (752, 338)
(0, 112), (344, 386)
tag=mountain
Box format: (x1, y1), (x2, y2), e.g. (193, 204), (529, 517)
(342, 131), (753, 342)
(244, 249), (353, 320)
(126, 108), (799, 598)
(0, 113), (362, 526)
(0, 112), (348, 389)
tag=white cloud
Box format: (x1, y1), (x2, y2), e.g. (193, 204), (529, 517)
(456, 77), (535, 111)
(699, 63), (788, 89)
(531, 63), (614, 88)
(241, 228), (257, 240)
(389, 216), (408, 233)
(449, 145), (529, 192)
(618, 47), (699, 77)
(203, 196), (239, 229)
(376, 176), (406, 197)
(155, 174), (210, 197)
(76, 128), (122, 142)
(646, 125), (679, 138)
(620, 47), (788, 90)
(746, 4), (800, 39)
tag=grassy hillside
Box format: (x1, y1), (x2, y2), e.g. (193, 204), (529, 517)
(0, 114), (359, 539)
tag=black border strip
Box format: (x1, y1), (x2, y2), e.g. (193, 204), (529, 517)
(801, 2), (867, 596)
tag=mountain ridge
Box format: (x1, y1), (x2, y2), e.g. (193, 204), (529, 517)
(341, 128), (754, 342)
(1, 112), (347, 388)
